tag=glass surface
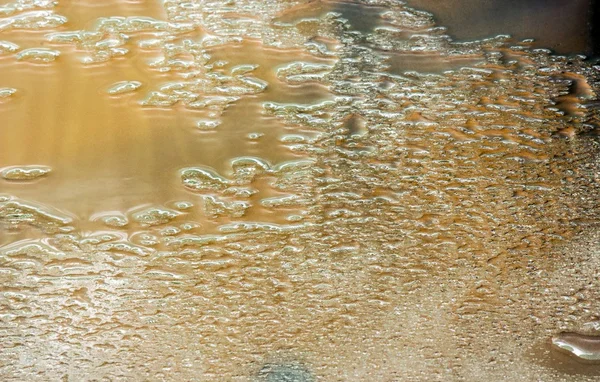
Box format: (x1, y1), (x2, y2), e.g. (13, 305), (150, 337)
(1, 0), (599, 380)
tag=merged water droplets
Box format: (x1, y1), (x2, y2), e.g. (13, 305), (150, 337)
(15, 47), (59, 62)
(179, 156), (315, 222)
(1, 165), (51, 180)
(0, 10), (66, 32)
(0, 195), (73, 233)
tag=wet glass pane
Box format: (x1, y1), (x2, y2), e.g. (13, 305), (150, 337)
(1, 0), (599, 380)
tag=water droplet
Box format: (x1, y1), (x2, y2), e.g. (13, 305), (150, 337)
(0, 87), (17, 99)
(196, 119), (221, 130)
(552, 332), (600, 362)
(1, 165), (51, 180)
(107, 81), (142, 95)
(180, 167), (230, 192)
(131, 206), (182, 227)
(16, 48), (60, 62)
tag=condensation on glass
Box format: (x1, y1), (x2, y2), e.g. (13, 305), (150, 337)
(1, 0), (600, 380)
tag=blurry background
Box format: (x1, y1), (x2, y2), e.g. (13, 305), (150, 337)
(406, 0), (596, 55)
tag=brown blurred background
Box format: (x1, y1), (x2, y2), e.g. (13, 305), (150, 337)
(406, 0), (597, 56)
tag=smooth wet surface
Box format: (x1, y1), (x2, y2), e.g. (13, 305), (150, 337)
(405, 0), (593, 54)
(1, 0), (600, 381)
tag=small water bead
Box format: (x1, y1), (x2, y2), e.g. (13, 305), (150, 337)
(16, 48), (60, 62)
(89, 212), (129, 228)
(159, 226), (181, 236)
(57, 225), (75, 233)
(237, 76), (268, 91)
(286, 214), (304, 222)
(96, 35), (130, 49)
(137, 38), (163, 49)
(1, 165), (51, 180)
(247, 132), (264, 140)
(0, 87), (17, 99)
(231, 64), (259, 76)
(172, 201), (194, 211)
(179, 222), (201, 231)
(279, 134), (307, 143)
(130, 232), (159, 247)
(196, 119), (221, 130)
(107, 81), (142, 95)
(206, 111), (222, 119)
(102, 215), (129, 228)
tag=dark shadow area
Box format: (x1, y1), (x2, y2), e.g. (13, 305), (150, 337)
(405, 0), (595, 55)
(593, 0), (600, 56)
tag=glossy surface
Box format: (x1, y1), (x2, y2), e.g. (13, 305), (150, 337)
(406, 0), (593, 54)
(1, 0), (600, 380)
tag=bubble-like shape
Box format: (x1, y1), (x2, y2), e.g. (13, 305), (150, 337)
(107, 81), (142, 95)
(0, 87), (17, 99)
(131, 206), (182, 227)
(196, 119), (221, 130)
(1, 165), (51, 180)
(180, 167), (230, 192)
(16, 47), (60, 62)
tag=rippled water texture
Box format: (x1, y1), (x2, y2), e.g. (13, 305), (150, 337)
(1, 0), (600, 380)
